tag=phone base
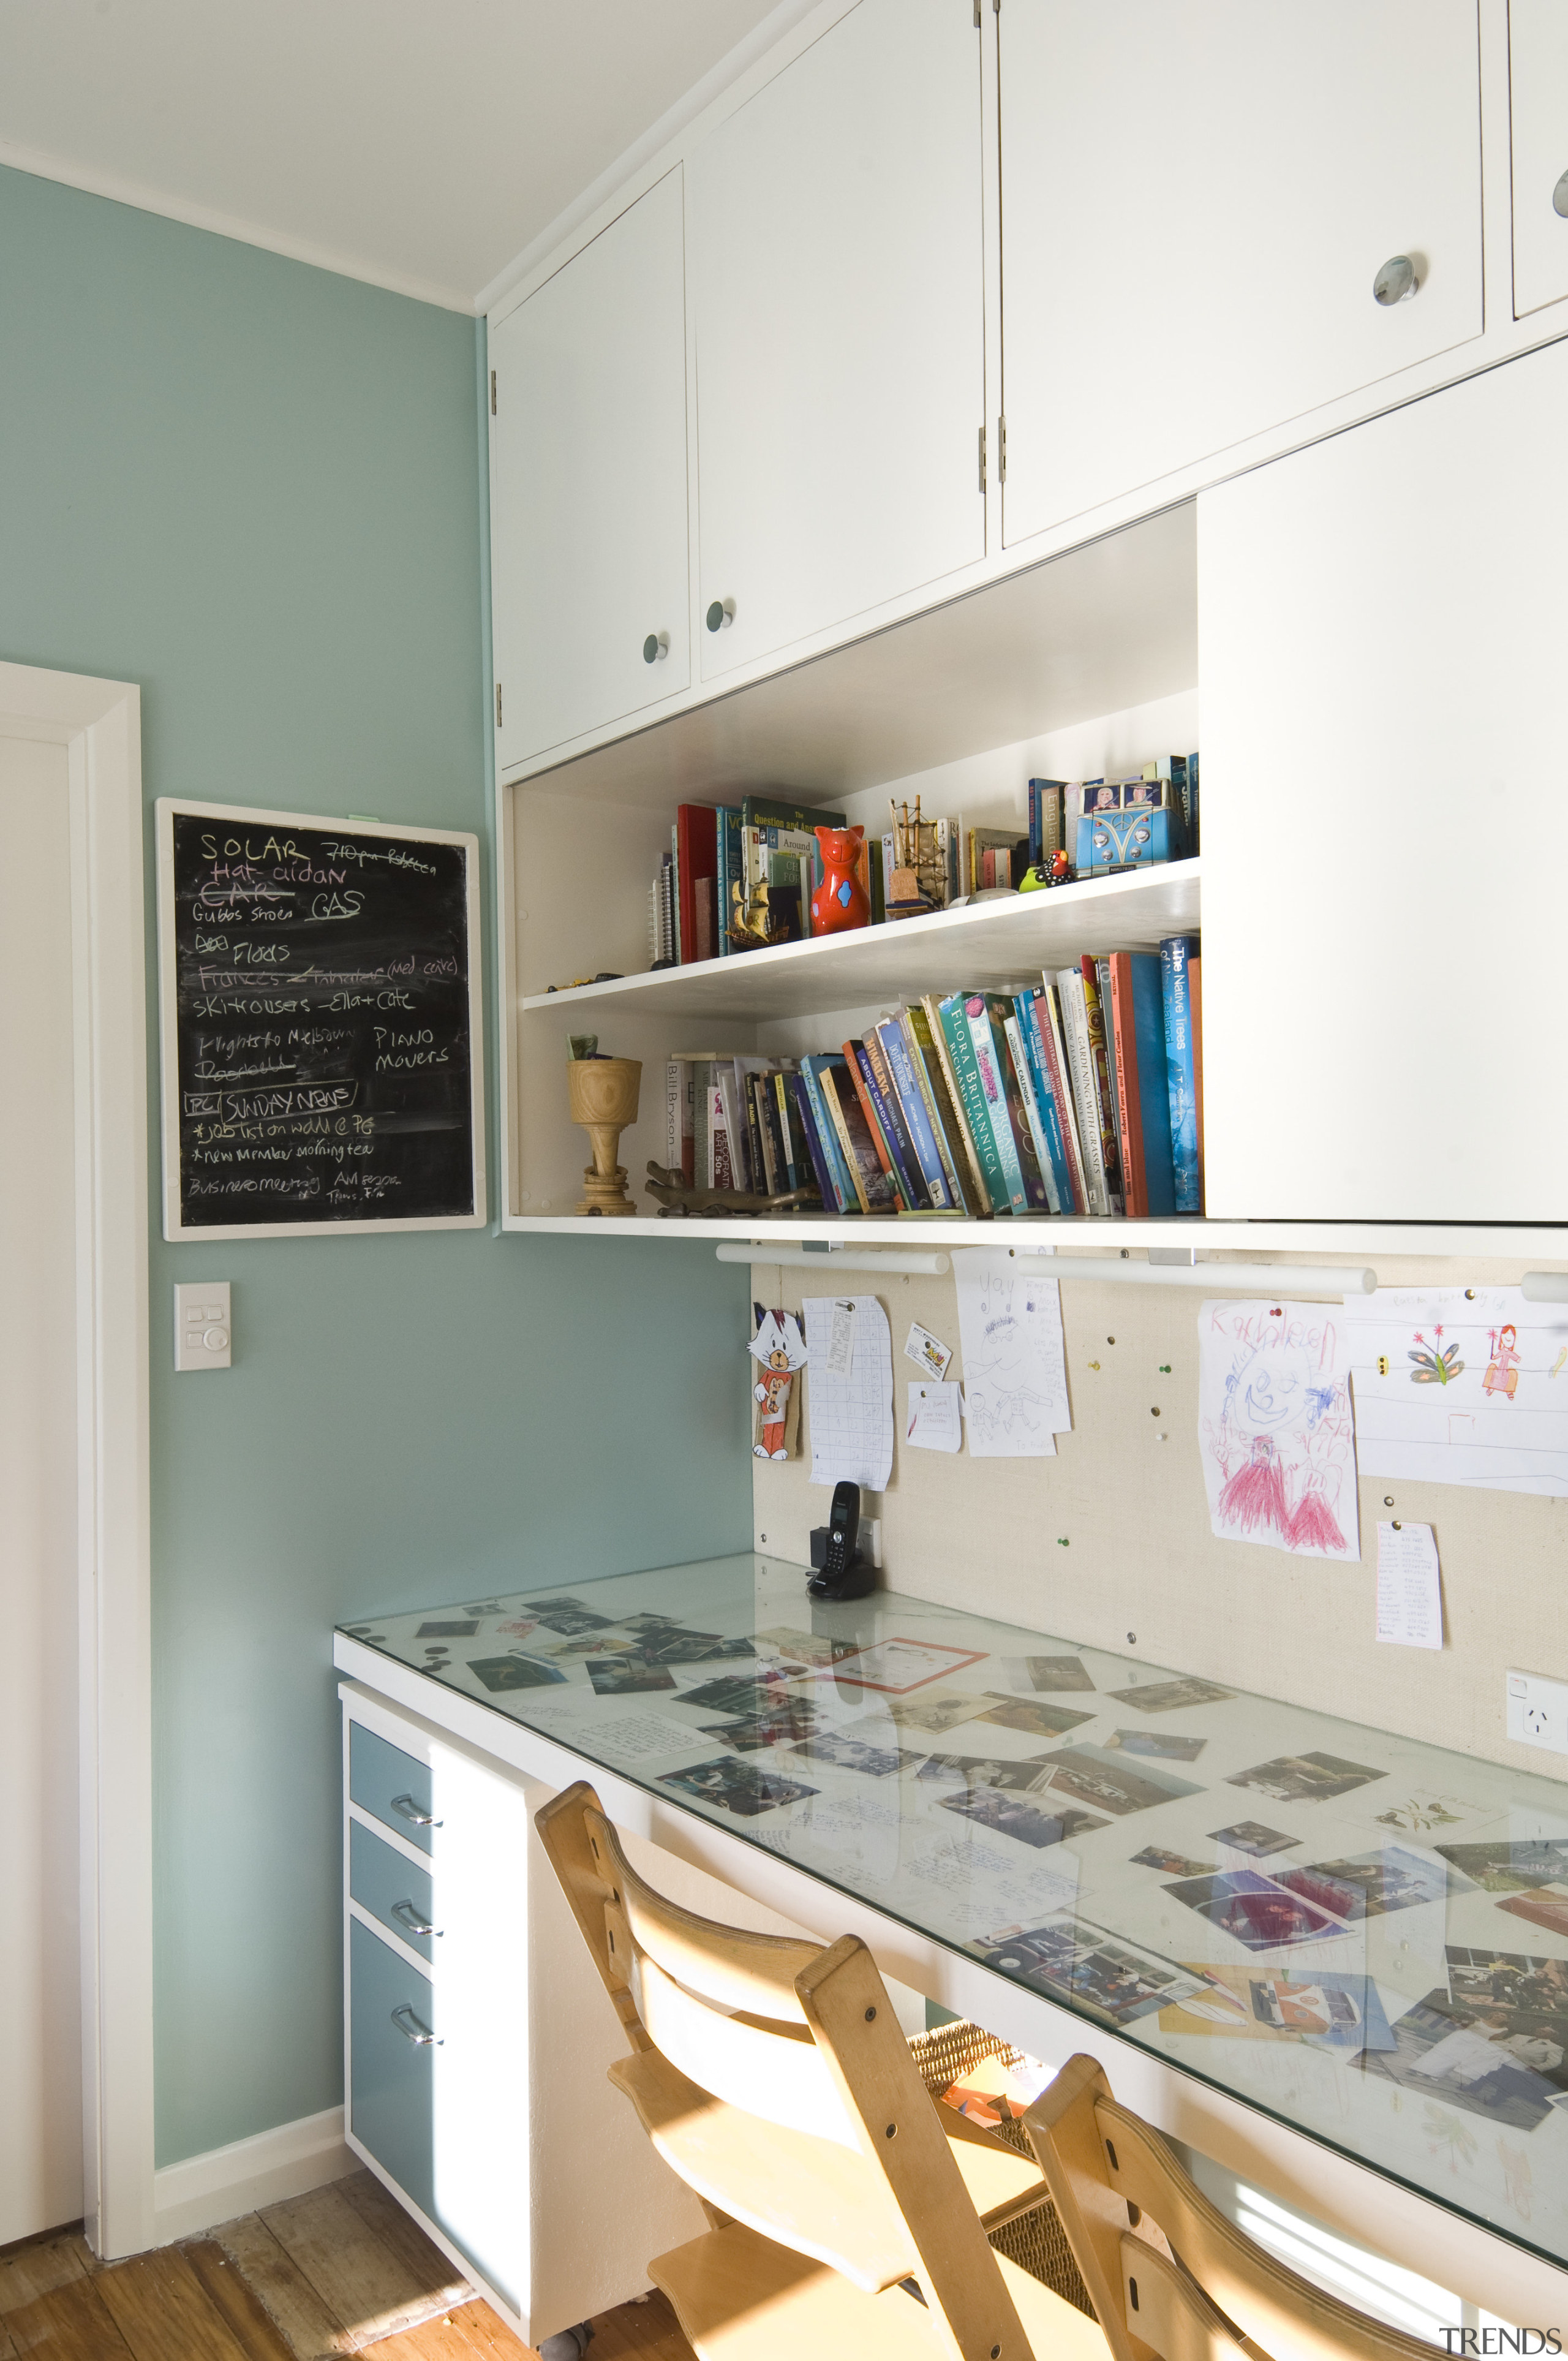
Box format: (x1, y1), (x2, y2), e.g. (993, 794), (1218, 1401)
(807, 1555), (876, 1603)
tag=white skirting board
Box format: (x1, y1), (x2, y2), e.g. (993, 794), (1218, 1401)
(151, 2106), (354, 2244)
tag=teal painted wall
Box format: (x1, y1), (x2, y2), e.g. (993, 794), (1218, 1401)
(0, 164), (752, 2167)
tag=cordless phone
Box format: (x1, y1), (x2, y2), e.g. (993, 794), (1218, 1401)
(807, 1481), (873, 1601)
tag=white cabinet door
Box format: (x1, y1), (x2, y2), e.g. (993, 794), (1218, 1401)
(1000, 3), (1483, 546)
(690, 0), (985, 682)
(1510, 0), (1568, 317)
(1199, 338), (1568, 1223)
(489, 168), (689, 765)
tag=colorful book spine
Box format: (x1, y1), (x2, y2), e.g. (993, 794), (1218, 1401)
(790, 1070), (841, 1212)
(800, 1055), (856, 1212)
(963, 996), (1028, 1214)
(1109, 951), (1176, 1218)
(1031, 988), (1088, 1216)
(1189, 954), (1204, 1207)
(907, 1003), (981, 1214)
(742, 1068), (768, 1195)
(708, 1081), (736, 1190)
(1013, 989), (1075, 1214)
(663, 1060), (682, 1171)
(817, 1062), (872, 1214)
(984, 995), (1051, 1211)
(937, 993), (1011, 1214)
(845, 1042), (909, 1209)
(875, 1018), (951, 1209)
(1027, 779), (1066, 867)
(774, 1070), (801, 1194)
(753, 1075), (783, 1195)
(1080, 956), (1125, 1215)
(1056, 969), (1110, 1218)
(824, 1054), (897, 1214)
(1160, 934), (1202, 1215)
(1003, 1013), (1061, 1214)
(853, 1037), (919, 1210)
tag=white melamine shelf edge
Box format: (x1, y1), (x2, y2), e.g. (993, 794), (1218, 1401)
(498, 1214), (1568, 1260)
(520, 861), (1202, 1021)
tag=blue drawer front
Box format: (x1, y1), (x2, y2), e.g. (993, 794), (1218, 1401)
(350, 1819), (439, 1962)
(350, 1722), (440, 1855)
(349, 1916), (437, 2223)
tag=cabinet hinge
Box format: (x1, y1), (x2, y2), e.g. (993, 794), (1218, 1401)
(490, 368), (497, 416)
(495, 683), (503, 730)
(978, 423), (987, 494)
(998, 414), (1007, 483)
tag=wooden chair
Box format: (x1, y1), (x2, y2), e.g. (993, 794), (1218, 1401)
(1021, 2053), (1444, 2361)
(534, 1780), (1109, 2361)
(537, 1782), (1438, 2361)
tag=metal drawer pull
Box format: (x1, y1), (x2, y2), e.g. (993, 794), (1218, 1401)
(389, 1793), (440, 1828)
(391, 2005), (441, 2047)
(391, 1900), (439, 1938)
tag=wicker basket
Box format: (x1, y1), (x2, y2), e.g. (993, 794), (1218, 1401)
(908, 2020), (1096, 2319)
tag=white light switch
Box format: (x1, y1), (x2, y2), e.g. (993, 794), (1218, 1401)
(1506, 1668), (1568, 1756)
(175, 1281), (232, 1371)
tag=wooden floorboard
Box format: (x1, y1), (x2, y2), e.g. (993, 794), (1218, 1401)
(0, 2236), (96, 2313)
(181, 2243), (300, 2361)
(258, 2184), (460, 2350)
(0, 2178), (696, 2361)
(584, 2291), (695, 2361)
(331, 2182), (468, 2323)
(211, 2213), (354, 2360)
(94, 2246), (263, 2361)
(0, 2275), (136, 2361)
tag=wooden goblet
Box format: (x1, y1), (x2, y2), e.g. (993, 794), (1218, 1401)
(567, 1057), (642, 1216)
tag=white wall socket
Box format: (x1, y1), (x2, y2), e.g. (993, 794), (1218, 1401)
(1507, 1669), (1568, 1755)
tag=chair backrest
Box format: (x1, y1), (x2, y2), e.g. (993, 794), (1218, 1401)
(1023, 2055), (1443, 2361)
(534, 1779), (1035, 2361)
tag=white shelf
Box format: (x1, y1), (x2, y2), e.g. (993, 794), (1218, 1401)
(522, 860), (1202, 1023)
(500, 1212), (1568, 1258)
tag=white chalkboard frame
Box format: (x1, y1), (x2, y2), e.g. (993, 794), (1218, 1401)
(156, 798), (487, 1240)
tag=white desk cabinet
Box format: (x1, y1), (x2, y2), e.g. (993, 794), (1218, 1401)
(998, 1), (1484, 546)
(341, 1688), (704, 2349)
(1509, 0), (1568, 318)
(1199, 333), (1568, 1223)
(489, 168), (690, 765)
(688, 0), (985, 682)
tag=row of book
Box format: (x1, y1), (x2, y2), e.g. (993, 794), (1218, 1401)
(663, 935), (1202, 1219)
(647, 760), (1200, 969)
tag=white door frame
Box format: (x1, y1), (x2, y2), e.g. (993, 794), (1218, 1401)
(0, 662), (154, 2259)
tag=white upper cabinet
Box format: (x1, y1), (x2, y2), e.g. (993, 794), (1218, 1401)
(1509, 0), (1568, 317)
(1199, 337), (1568, 1224)
(998, 2), (1484, 547)
(489, 169), (690, 766)
(689, 0), (986, 682)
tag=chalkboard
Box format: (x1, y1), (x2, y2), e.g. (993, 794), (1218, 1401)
(157, 800), (485, 1238)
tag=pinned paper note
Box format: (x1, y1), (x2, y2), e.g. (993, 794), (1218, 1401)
(907, 1381), (962, 1452)
(825, 1298), (857, 1375)
(1198, 1299), (1359, 1560)
(905, 1321), (953, 1380)
(1343, 1287), (1568, 1497)
(951, 1248), (1069, 1457)
(803, 1294), (893, 1490)
(1376, 1522), (1443, 1650)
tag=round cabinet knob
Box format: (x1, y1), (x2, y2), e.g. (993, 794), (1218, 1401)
(1372, 254), (1419, 306)
(643, 631), (669, 663)
(705, 597), (736, 633)
(1553, 169), (1568, 220)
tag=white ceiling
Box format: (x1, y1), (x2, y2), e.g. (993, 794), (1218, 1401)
(0, 0), (804, 311)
